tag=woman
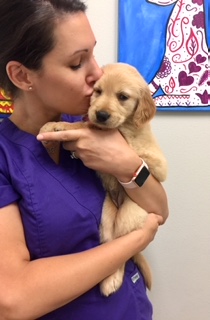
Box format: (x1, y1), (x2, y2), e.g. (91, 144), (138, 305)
(0, 0), (169, 319)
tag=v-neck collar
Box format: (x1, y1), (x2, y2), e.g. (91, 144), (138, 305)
(1, 117), (75, 170)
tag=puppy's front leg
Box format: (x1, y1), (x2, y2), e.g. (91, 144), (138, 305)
(39, 121), (86, 160)
(39, 121), (86, 134)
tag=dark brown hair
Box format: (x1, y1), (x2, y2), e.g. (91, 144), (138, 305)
(0, 0), (87, 96)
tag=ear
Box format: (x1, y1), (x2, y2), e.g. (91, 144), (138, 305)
(133, 86), (156, 127)
(6, 61), (33, 91)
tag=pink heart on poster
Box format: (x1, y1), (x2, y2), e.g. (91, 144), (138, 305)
(196, 54), (206, 64)
(188, 62), (201, 73)
(178, 71), (194, 86)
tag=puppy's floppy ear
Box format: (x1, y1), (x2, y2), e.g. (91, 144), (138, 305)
(134, 86), (156, 127)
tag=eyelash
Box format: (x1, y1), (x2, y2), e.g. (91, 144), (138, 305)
(70, 51), (95, 71)
(70, 63), (82, 71)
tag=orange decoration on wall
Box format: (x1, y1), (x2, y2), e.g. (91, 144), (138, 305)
(0, 88), (14, 116)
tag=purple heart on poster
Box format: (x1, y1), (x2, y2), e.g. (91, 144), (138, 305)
(196, 90), (208, 104)
(196, 54), (206, 64)
(188, 62), (201, 73)
(178, 71), (194, 86)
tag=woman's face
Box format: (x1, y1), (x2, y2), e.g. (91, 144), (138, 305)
(31, 12), (102, 116)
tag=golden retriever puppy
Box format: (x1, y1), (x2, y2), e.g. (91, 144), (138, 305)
(40, 63), (167, 297)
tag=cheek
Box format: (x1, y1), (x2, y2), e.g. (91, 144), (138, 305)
(48, 78), (82, 100)
(66, 75), (88, 98)
(40, 68), (82, 91)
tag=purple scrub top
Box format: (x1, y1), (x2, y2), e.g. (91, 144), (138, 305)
(0, 116), (153, 320)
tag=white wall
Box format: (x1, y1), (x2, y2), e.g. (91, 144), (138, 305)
(86, 1), (210, 319)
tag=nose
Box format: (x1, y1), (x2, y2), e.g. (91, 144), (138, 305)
(86, 56), (103, 85)
(96, 111), (110, 123)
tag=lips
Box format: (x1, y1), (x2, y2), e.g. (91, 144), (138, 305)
(85, 90), (94, 97)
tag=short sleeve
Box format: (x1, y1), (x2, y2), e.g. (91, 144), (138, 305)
(0, 171), (20, 208)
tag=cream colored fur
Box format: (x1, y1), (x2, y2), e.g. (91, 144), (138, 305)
(40, 63), (167, 297)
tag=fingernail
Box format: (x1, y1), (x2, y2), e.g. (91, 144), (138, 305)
(37, 134), (44, 140)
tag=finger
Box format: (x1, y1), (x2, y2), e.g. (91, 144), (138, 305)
(37, 130), (81, 142)
(62, 141), (76, 151)
(148, 213), (163, 226)
(157, 215), (164, 225)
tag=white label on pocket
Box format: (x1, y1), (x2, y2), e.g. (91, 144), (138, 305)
(131, 272), (140, 284)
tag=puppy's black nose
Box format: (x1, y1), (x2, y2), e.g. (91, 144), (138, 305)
(96, 111), (110, 123)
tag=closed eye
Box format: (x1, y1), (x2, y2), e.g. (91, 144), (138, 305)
(70, 63), (82, 70)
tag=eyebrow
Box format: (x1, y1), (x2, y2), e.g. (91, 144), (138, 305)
(72, 49), (88, 56)
(71, 41), (97, 56)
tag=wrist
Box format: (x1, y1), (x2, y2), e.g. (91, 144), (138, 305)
(114, 155), (143, 182)
(118, 158), (150, 189)
(128, 228), (152, 253)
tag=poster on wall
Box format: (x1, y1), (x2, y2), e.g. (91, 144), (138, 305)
(0, 88), (14, 119)
(118, 0), (209, 112)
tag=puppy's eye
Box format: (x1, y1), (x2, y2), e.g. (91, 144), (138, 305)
(94, 88), (102, 96)
(117, 93), (129, 101)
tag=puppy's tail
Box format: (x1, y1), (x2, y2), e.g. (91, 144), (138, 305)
(133, 253), (152, 290)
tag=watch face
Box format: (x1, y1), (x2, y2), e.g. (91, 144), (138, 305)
(135, 166), (150, 187)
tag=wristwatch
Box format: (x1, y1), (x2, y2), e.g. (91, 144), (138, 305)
(118, 159), (150, 189)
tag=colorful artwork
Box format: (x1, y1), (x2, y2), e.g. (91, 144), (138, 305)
(119, 0), (209, 111)
(0, 88), (14, 118)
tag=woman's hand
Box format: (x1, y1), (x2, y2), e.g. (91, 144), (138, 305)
(141, 213), (163, 246)
(37, 126), (169, 222)
(37, 126), (140, 178)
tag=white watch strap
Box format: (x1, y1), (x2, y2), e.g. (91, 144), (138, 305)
(118, 159), (149, 189)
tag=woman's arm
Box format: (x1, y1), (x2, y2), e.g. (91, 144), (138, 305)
(121, 173), (169, 223)
(37, 127), (169, 222)
(0, 203), (162, 320)
(113, 153), (169, 223)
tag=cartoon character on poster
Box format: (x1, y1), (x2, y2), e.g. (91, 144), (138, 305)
(119, 0), (209, 111)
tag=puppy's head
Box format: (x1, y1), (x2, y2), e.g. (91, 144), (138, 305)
(88, 63), (156, 129)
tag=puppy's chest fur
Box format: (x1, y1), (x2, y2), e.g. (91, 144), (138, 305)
(97, 122), (167, 205)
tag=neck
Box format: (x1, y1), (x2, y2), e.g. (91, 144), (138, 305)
(9, 97), (63, 164)
(10, 103), (61, 136)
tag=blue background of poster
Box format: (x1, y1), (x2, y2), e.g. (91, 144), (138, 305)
(118, 0), (209, 112)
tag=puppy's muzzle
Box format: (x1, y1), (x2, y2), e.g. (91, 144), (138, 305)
(96, 111), (110, 123)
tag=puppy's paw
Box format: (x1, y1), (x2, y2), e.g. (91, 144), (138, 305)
(38, 122), (62, 156)
(100, 269), (124, 297)
(39, 122), (67, 133)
